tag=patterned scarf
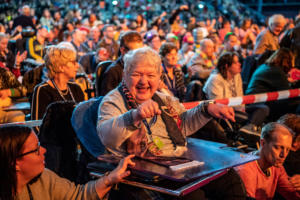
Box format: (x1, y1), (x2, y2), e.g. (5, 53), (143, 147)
(118, 81), (186, 157)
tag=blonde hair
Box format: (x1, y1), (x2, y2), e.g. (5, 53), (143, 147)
(44, 43), (76, 79)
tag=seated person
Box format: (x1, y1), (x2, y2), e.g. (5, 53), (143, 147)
(97, 46), (246, 200)
(31, 42), (84, 121)
(79, 47), (109, 75)
(0, 67), (27, 123)
(0, 124), (134, 200)
(26, 26), (49, 63)
(235, 122), (300, 199)
(203, 52), (269, 128)
(246, 48), (300, 120)
(277, 114), (300, 190)
(187, 38), (217, 82)
(0, 33), (27, 78)
(97, 46), (235, 157)
(159, 42), (186, 101)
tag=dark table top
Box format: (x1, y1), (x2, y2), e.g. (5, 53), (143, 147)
(93, 138), (258, 182)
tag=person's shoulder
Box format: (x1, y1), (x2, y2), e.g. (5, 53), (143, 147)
(34, 81), (50, 91)
(104, 59), (123, 74)
(155, 91), (181, 106)
(235, 160), (257, 173)
(101, 88), (122, 103)
(68, 81), (84, 94)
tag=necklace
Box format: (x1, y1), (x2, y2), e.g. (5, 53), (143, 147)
(60, 87), (69, 95)
(50, 79), (76, 102)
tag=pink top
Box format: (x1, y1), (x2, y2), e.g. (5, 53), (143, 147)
(235, 161), (300, 200)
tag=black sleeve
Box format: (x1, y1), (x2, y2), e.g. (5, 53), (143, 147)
(100, 67), (120, 96)
(79, 54), (91, 74)
(280, 29), (292, 48)
(31, 84), (53, 120)
(71, 83), (85, 103)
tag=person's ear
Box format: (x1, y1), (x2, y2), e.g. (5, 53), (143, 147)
(58, 65), (64, 73)
(260, 138), (265, 149)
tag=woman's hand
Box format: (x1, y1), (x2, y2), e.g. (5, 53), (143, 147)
(15, 51), (27, 66)
(132, 100), (162, 122)
(106, 155), (136, 185)
(207, 103), (235, 122)
(95, 155), (135, 199)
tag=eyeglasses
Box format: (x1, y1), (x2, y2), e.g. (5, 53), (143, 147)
(17, 142), (41, 158)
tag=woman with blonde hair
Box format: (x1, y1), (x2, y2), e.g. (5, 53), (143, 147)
(31, 42), (84, 121)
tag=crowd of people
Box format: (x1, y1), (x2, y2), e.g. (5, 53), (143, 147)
(0, 0), (300, 199)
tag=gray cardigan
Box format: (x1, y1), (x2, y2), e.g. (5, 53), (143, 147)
(97, 89), (211, 157)
(17, 169), (100, 200)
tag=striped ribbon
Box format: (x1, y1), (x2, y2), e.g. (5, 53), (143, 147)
(182, 88), (300, 109)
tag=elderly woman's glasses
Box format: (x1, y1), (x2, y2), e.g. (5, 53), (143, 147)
(17, 142), (41, 157)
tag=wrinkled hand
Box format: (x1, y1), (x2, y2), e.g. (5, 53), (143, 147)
(290, 174), (300, 191)
(107, 155), (135, 185)
(0, 89), (11, 99)
(132, 99), (162, 122)
(207, 103), (235, 122)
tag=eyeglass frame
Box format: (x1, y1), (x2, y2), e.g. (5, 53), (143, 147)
(17, 142), (41, 158)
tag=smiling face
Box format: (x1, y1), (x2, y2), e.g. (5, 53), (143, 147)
(16, 132), (46, 184)
(270, 23), (284, 36)
(124, 60), (161, 104)
(261, 126), (292, 168)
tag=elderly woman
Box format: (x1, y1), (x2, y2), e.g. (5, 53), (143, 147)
(246, 48), (300, 119)
(253, 14), (286, 55)
(97, 47), (235, 158)
(31, 43), (84, 121)
(0, 124), (134, 200)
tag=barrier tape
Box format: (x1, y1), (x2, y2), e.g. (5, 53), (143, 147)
(182, 88), (300, 109)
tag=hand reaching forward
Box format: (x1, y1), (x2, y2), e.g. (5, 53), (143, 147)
(207, 103), (235, 122)
(106, 155), (136, 185)
(132, 99), (162, 122)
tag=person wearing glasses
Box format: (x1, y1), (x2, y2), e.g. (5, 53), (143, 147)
(31, 42), (84, 121)
(0, 124), (135, 200)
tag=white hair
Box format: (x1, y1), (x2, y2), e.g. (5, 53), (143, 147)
(123, 47), (162, 75)
(268, 14), (286, 27)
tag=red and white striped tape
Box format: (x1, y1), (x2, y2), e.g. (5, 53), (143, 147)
(182, 88), (300, 109)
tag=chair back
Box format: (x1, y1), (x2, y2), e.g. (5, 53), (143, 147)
(95, 60), (113, 96)
(39, 101), (78, 181)
(71, 96), (105, 158)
